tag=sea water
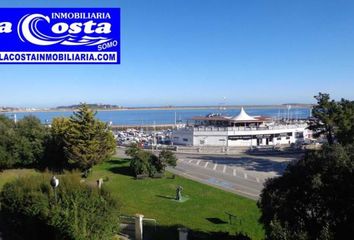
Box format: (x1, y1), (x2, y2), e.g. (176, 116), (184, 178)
(3, 108), (311, 126)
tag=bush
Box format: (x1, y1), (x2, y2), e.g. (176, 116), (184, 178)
(158, 150), (177, 168)
(129, 150), (154, 176)
(126, 144), (178, 178)
(0, 172), (120, 240)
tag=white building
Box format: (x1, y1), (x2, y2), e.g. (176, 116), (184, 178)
(172, 108), (311, 147)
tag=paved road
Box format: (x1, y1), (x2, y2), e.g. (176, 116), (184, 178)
(167, 152), (300, 200)
(116, 148), (301, 200)
(168, 162), (263, 200)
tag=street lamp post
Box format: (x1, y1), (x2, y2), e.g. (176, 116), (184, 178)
(50, 176), (59, 203)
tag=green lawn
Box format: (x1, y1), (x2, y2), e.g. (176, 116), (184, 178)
(0, 160), (265, 239)
(89, 159), (265, 239)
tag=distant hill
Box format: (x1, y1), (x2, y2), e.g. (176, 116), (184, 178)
(56, 104), (124, 110)
(54, 103), (314, 111)
(0, 106), (21, 112)
(281, 103), (314, 108)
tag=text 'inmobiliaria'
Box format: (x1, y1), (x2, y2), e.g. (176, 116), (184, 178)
(0, 8), (120, 64)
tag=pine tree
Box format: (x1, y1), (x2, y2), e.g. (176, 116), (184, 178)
(308, 93), (338, 144)
(64, 104), (116, 172)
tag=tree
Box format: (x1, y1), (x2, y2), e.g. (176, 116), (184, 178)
(125, 143), (141, 158)
(308, 93), (338, 145)
(14, 116), (48, 167)
(335, 99), (354, 145)
(158, 150), (177, 168)
(149, 150), (177, 174)
(129, 150), (153, 176)
(63, 104), (116, 172)
(309, 93), (354, 146)
(0, 146), (12, 170)
(0, 115), (16, 170)
(127, 147), (178, 177)
(0, 115), (48, 169)
(0, 172), (120, 240)
(259, 93), (354, 239)
(43, 117), (71, 170)
(258, 144), (354, 239)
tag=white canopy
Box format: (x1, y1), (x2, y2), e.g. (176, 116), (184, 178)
(231, 107), (256, 121)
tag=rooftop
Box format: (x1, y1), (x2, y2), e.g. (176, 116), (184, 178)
(191, 108), (271, 123)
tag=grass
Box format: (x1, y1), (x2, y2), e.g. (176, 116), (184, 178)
(89, 159), (265, 239)
(0, 168), (39, 190)
(0, 160), (265, 239)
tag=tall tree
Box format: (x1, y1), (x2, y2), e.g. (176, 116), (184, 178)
(43, 117), (71, 170)
(63, 104), (116, 172)
(259, 93), (354, 239)
(0, 116), (16, 170)
(258, 144), (354, 239)
(309, 93), (354, 145)
(308, 93), (338, 145)
(0, 115), (47, 169)
(14, 116), (48, 167)
(335, 99), (354, 145)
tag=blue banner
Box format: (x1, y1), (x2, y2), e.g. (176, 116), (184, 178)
(0, 8), (120, 64)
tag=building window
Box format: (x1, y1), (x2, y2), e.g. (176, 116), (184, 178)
(277, 137), (281, 140)
(295, 132), (304, 138)
(183, 138), (188, 142)
(286, 137), (290, 140)
(200, 140), (205, 145)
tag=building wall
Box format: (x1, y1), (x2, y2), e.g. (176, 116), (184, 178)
(172, 128), (194, 146)
(193, 135), (228, 146)
(172, 125), (309, 147)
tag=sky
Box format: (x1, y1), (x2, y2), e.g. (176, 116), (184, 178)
(0, 0), (354, 107)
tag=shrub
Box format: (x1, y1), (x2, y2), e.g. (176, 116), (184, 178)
(158, 150), (177, 169)
(129, 150), (153, 176)
(127, 144), (178, 178)
(0, 172), (120, 240)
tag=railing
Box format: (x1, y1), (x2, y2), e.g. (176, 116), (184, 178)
(143, 218), (157, 232)
(120, 215), (157, 227)
(120, 215), (135, 224)
(192, 124), (307, 132)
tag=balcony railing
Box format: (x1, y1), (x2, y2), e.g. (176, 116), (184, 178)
(192, 124), (307, 132)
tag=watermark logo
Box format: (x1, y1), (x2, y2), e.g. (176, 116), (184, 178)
(0, 8), (120, 64)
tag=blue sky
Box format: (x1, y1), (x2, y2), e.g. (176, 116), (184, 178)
(1, 0), (354, 107)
